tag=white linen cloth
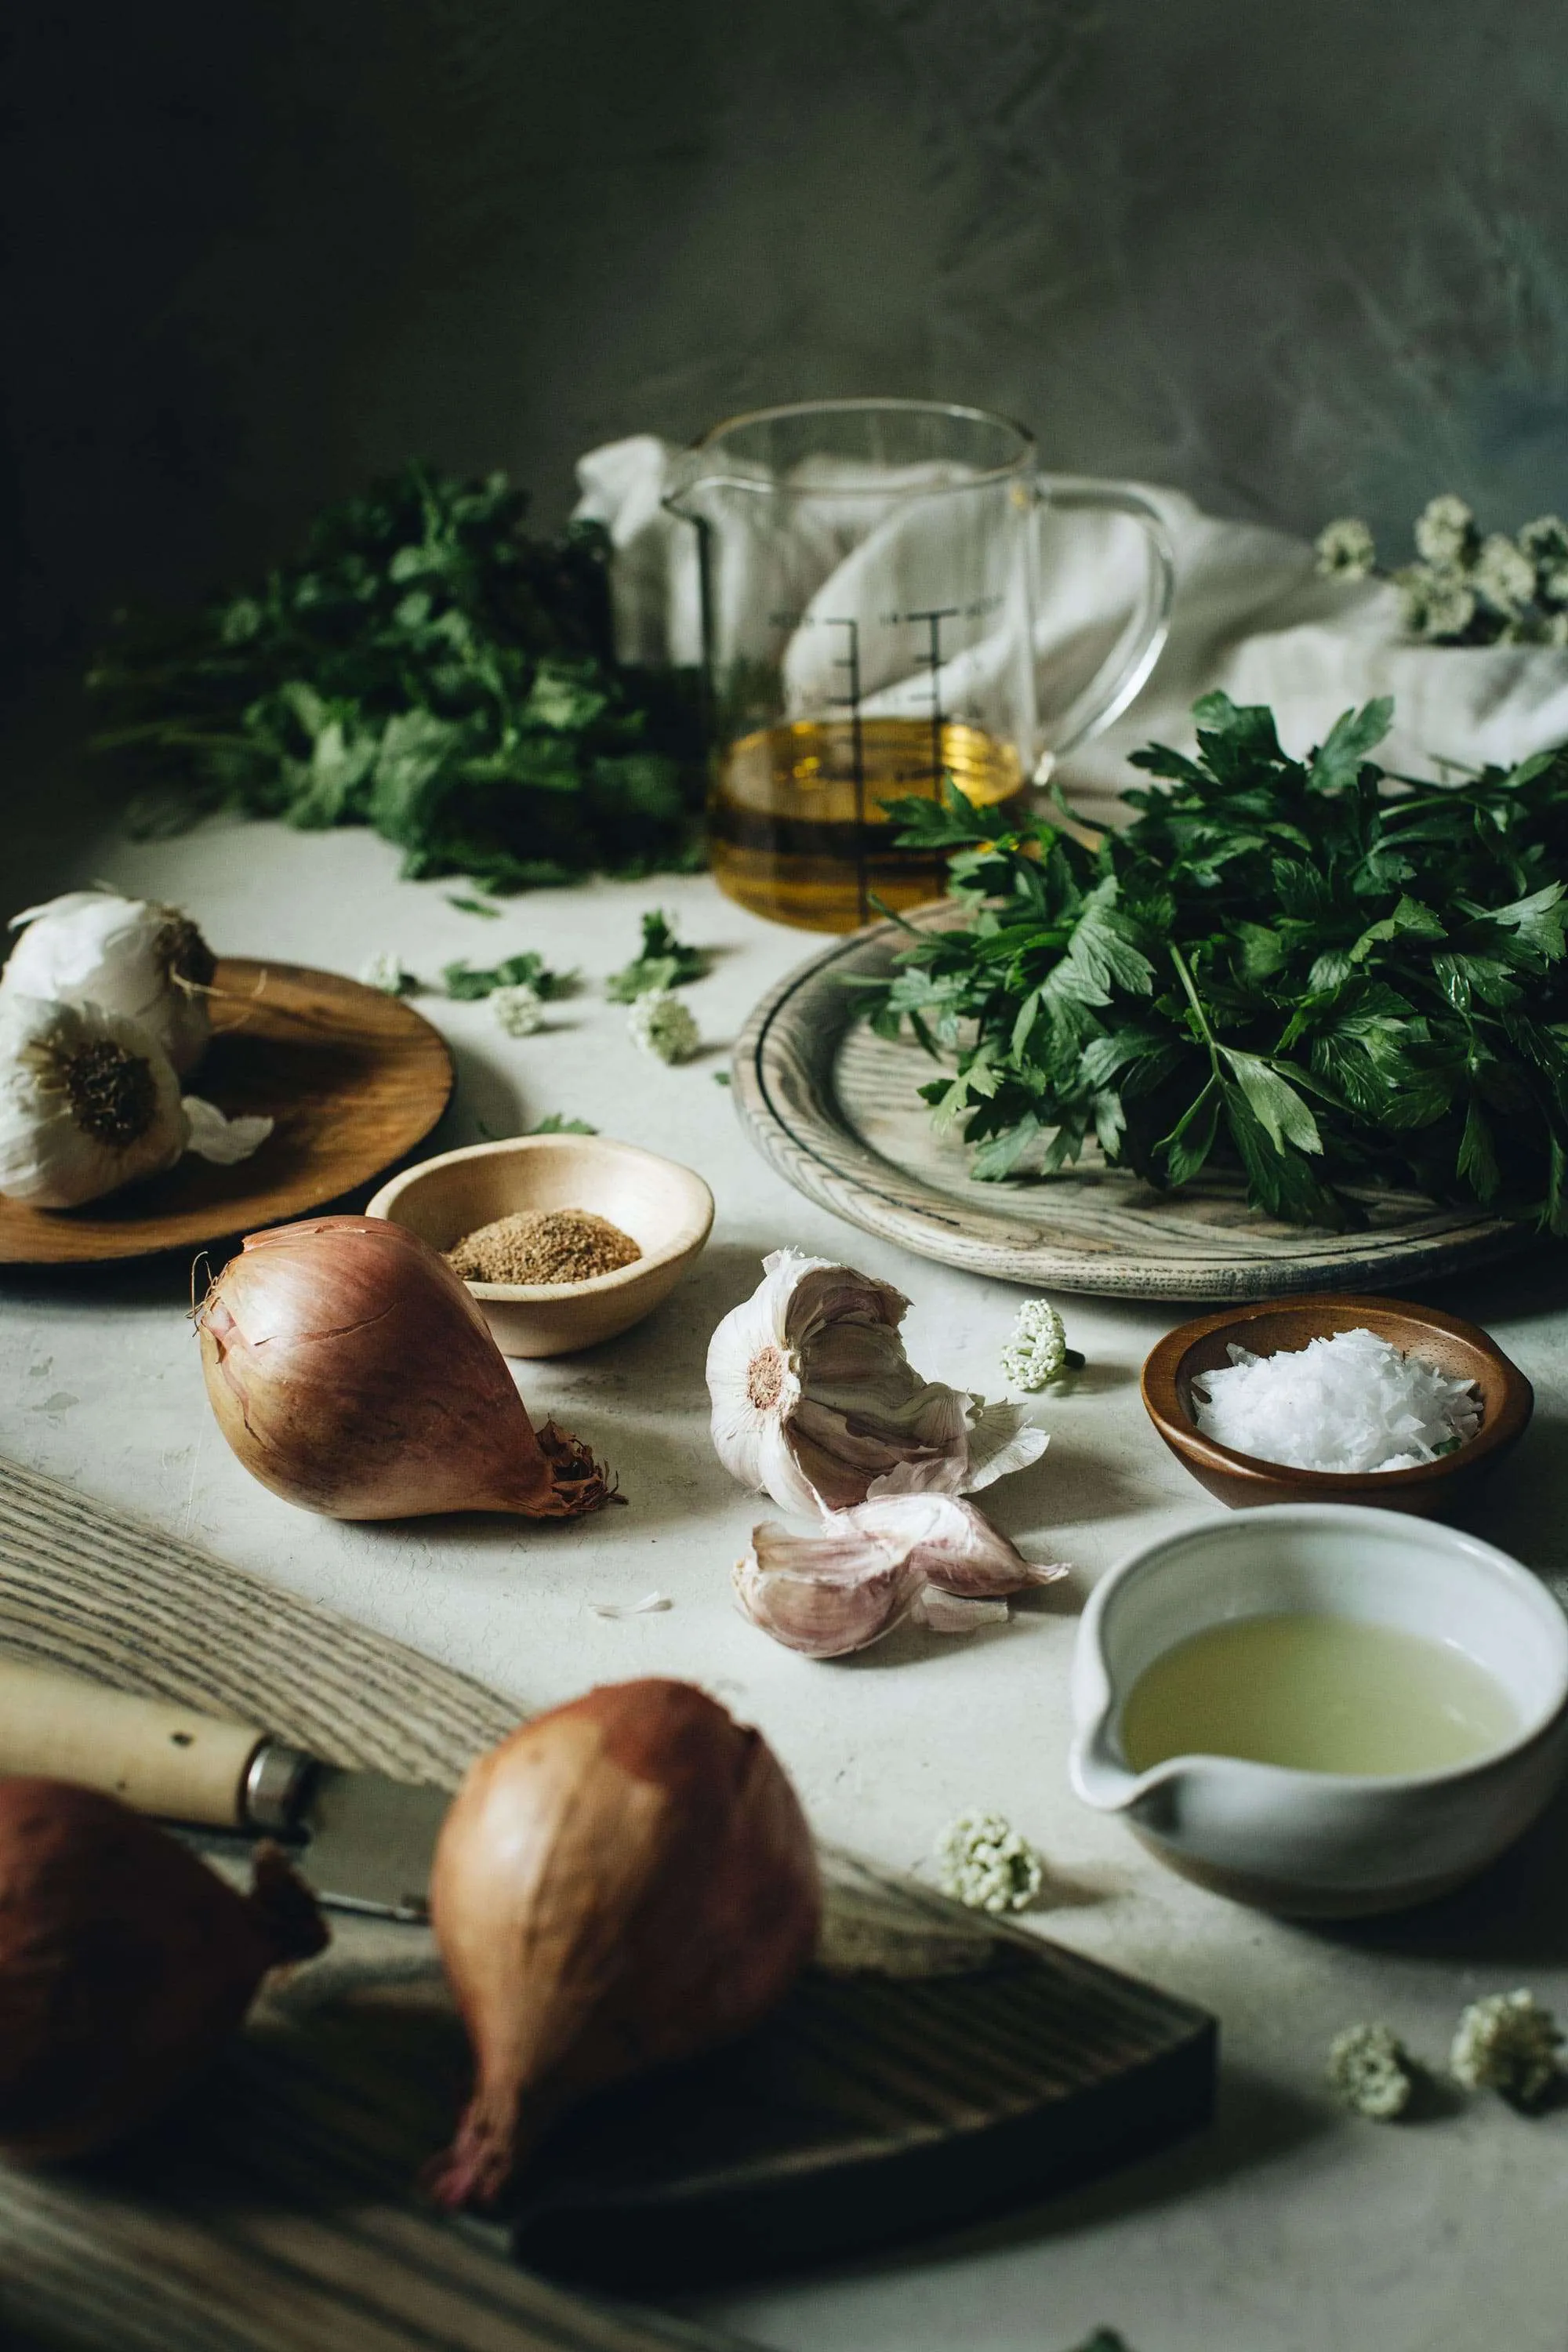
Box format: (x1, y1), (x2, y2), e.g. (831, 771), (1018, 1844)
(574, 435), (1568, 818)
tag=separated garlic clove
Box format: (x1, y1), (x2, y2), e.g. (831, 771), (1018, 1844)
(4, 890), (215, 1076)
(732, 1519), (927, 1657)
(844, 1493), (1067, 1596)
(0, 993), (185, 1207)
(707, 1250), (1048, 1515)
(732, 1495), (1063, 1657)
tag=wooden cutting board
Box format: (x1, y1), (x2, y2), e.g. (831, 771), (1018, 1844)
(0, 1454), (1215, 2347)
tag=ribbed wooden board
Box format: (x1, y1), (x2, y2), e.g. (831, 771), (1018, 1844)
(733, 905), (1535, 1300)
(0, 960), (454, 1265)
(0, 1455), (1215, 2345)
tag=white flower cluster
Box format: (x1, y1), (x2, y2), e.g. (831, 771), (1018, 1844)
(1000, 1297), (1073, 1390)
(1328, 1987), (1562, 2123)
(491, 982), (545, 1037)
(1450, 1988), (1563, 2105)
(1316, 496), (1568, 646)
(628, 985), (699, 1064)
(359, 950), (416, 996)
(1327, 2021), (1415, 2120)
(935, 1809), (1044, 1915)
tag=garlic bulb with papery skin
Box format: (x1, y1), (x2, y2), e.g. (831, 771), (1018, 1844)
(426, 1679), (820, 2209)
(707, 1250), (1047, 1515)
(0, 993), (185, 1207)
(733, 1493), (1065, 1657)
(198, 1215), (615, 1519)
(4, 889), (215, 1075)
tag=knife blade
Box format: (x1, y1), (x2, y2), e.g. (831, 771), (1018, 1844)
(0, 1657), (449, 1920)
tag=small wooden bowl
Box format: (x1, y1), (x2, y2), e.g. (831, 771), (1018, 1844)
(366, 1135), (713, 1358)
(1142, 1294), (1533, 1519)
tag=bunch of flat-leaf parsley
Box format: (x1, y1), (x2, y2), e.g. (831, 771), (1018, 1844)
(868, 693), (1568, 1230)
(88, 463), (705, 890)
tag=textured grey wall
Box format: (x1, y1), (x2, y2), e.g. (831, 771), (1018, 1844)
(5, 0), (1568, 666)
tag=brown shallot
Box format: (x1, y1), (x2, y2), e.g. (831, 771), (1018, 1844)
(733, 1493), (1067, 1658)
(426, 1678), (821, 2210)
(0, 1779), (325, 2163)
(197, 1215), (615, 1519)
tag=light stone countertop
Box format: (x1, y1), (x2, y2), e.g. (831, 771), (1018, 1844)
(4, 775), (1568, 2352)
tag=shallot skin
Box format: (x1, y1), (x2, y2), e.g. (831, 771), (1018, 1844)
(427, 1678), (822, 2210)
(197, 1215), (613, 1519)
(0, 1779), (325, 2164)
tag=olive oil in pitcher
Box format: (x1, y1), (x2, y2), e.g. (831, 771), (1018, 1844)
(709, 715), (1029, 931)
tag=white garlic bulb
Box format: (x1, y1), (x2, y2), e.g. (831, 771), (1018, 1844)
(706, 1250), (1048, 1516)
(3, 890), (216, 1076)
(0, 993), (186, 1207)
(0, 995), (274, 1209)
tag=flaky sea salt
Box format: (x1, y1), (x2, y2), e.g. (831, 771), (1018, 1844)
(1190, 1327), (1481, 1474)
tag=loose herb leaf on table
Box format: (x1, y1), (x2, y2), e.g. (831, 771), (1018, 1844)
(88, 463), (706, 891)
(866, 692), (1568, 1230)
(442, 951), (575, 1001)
(604, 909), (711, 1000)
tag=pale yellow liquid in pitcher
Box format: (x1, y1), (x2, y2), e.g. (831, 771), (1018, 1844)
(1120, 1613), (1519, 1777)
(710, 717), (1029, 931)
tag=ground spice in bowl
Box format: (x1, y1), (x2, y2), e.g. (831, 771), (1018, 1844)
(447, 1207), (643, 1287)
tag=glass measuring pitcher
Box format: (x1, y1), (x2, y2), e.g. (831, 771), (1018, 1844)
(665, 399), (1174, 931)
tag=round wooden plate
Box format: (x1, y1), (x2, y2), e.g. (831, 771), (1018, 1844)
(733, 906), (1537, 1301)
(0, 959), (454, 1265)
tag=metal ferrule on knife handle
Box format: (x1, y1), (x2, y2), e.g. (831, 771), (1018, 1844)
(0, 1657), (306, 1831)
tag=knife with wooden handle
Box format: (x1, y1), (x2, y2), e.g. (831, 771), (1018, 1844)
(0, 1657), (448, 1920)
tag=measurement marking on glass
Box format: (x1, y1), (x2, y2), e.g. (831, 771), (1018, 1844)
(906, 608), (959, 790)
(825, 618), (867, 923)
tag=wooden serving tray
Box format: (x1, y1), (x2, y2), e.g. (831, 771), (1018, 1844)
(0, 1455), (1215, 2345)
(0, 960), (453, 1265)
(734, 904), (1535, 1301)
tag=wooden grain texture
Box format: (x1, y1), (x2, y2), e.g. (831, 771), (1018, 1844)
(0, 960), (454, 1265)
(0, 1454), (1214, 2343)
(732, 905), (1539, 1301)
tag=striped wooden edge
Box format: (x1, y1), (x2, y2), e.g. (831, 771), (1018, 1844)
(731, 906), (1537, 1301)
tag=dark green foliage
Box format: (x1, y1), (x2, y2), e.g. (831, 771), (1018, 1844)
(867, 692), (1568, 1231)
(88, 463), (706, 890)
(441, 950), (574, 1001)
(604, 909), (710, 1000)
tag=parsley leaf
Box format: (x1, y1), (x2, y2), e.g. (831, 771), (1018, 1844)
(869, 690), (1568, 1229)
(604, 909), (710, 1000)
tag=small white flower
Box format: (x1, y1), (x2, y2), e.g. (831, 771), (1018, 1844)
(1327, 2022), (1415, 2120)
(1313, 517), (1377, 579)
(492, 982), (544, 1036)
(1450, 1989), (1562, 2104)
(935, 1810), (1044, 1915)
(628, 985), (699, 1063)
(1000, 1297), (1073, 1389)
(3, 890), (213, 1075)
(1473, 532), (1537, 617)
(1399, 564), (1476, 642)
(1520, 514), (1568, 564)
(1414, 493), (1476, 568)
(359, 950), (414, 996)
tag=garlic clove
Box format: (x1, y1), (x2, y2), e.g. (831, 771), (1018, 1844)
(913, 1588), (1011, 1635)
(843, 1493), (1066, 1595)
(732, 1520), (926, 1657)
